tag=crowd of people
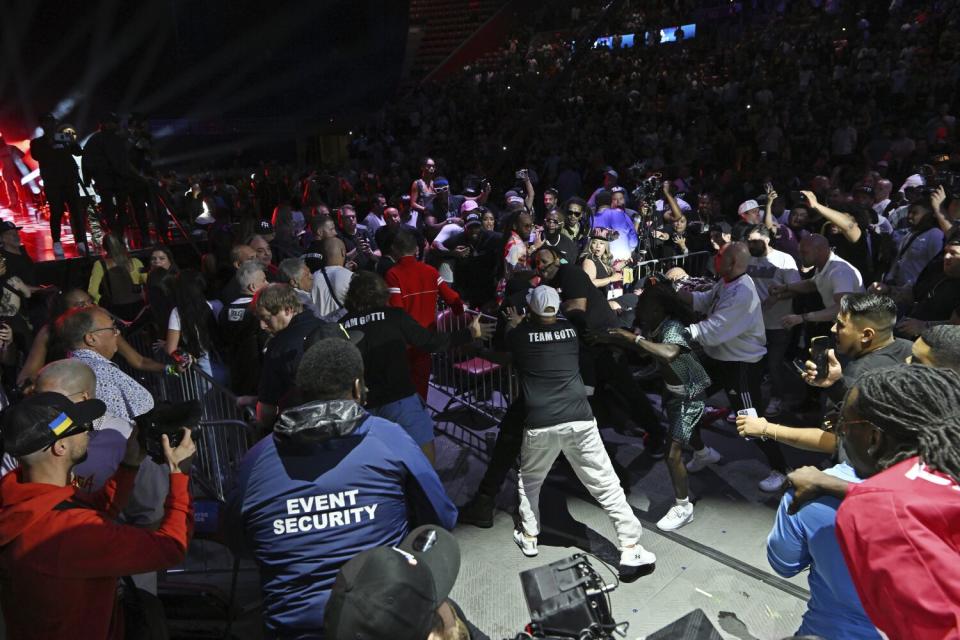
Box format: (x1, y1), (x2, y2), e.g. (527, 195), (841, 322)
(0, 0), (958, 639)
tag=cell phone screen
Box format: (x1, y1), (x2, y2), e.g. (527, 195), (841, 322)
(810, 336), (832, 380)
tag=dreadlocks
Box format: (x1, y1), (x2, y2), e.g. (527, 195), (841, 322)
(849, 365), (960, 482)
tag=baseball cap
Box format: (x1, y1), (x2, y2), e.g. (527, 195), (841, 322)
(256, 219), (274, 235)
(460, 199), (479, 215)
(900, 174), (926, 192)
(434, 177), (449, 190)
(0, 221), (22, 233)
(325, 526), (461, 640)
(604, 166), (619, 179)
(506, 195), (525, 207)
(464, 213), (482, 228)
(526, 285), (561, 317)
(738, 199), (760, 216)
(2, 392), (106, 457)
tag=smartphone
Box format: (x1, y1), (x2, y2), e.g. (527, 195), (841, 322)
(810, 336), (832, 380)
(790, 358), (807, 377)
(737, 408), (758, 440)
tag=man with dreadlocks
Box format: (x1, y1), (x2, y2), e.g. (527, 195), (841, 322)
(834, 365), (960, 639)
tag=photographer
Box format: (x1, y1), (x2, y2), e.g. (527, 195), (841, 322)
(0, 391), (196, 639)
(30, 114), (88, 257)
(81, 113), (147, 241)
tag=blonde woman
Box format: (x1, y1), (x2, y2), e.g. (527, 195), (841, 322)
(579, 227), (623, 291)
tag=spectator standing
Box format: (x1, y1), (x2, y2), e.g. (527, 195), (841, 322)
(883, 199), (945, 289)
(219, 261), (269, 396)
(410, 157), (437, 220)
(746, 224), (801, 416)
(502, 286), (656, 581)
(311, 237), (354, 320)
(386, 229), (464, 401)
(679, 242), (789, 492)
(164, 270), (218, 380)
(87, 234), (147, 322)
(30, 114), (88, 257)
(252, 284), (326, 427)
(225, 338), (456, 637)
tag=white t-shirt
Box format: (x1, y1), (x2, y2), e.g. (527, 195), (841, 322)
(813, 253), (864, 308)
(311, 266), (354, 317)
(168, 303), (215, 356)
(747, 248), (801, 329)
(433, 223), (464, 250)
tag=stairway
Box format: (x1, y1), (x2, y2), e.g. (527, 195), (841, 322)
(408, 0), (504, 81)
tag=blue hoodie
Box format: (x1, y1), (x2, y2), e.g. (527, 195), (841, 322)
(225, 400), (457, 639)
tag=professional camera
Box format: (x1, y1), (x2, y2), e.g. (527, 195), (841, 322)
(919, 158), (960, 198)
(51, 125), (78, 150)
(630, 173), (662, 211)
(503, 554), (626, 640)
(134, 400), (202, 464)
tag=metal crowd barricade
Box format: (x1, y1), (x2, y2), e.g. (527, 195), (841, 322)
(634, 250), (712, 281)
(428, 308), (517, 453)
(118, 328), (255, 503)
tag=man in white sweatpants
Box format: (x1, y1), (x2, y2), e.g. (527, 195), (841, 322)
(504, 285), (656, 582)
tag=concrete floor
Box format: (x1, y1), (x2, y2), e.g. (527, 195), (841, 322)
(164, 384), (827, 639)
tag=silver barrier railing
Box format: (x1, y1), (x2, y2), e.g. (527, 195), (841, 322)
(428, 308), (518, 424)
(118, 329), (255, 504)
(634, 250), (711, 280)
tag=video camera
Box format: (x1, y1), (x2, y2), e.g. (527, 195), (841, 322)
(134, 400), (202, 464)
(504, 554), (626, 640)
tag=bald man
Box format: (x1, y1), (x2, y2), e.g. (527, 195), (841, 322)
(771, 234), (864, 330)
(33, 359), (132, 493)
(679, 242), (789, 492)
(310, 237), (354, 319)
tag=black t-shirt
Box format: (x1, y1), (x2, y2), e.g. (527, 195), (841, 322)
(218, 296), (264, 395)
(542, 233), (579, 266)
(341, 306), (470, 406)
(547, 264), (618, 331)
(829, 230), (873, 284)
(912, 275), (960, 321)
(828, 338), (914, 404)
(0, 248), (36, 286)
(505, 317), (593, 428)
(258, 311), (328, 406)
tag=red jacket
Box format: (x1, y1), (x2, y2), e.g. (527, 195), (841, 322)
(836, 457), (960, 640)
(0, 466), (193, 640)
(386, 255), (463, 328)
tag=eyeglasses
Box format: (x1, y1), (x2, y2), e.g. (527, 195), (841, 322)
(88, 323), (120, 336)
(567, 208), (583, 216)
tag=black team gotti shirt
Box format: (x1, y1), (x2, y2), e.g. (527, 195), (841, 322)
(505, 317), (593, 428)
(341, 306), (472, 407)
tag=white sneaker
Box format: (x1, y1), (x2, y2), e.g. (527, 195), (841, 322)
(619, 545), (656, 580)
(766, 397), (783, 417)
(685, 446), (722, 473)
(52, 242), (64, 258)
(513, 529), (538, 557)
(656, 502), (694, 531)
(759, 470), (788, 493)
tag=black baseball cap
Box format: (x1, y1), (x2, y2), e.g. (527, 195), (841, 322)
(324, 526), (461, 640)
(0, 221), (22, 233)
(464, 213), (482, 228)
(257, 219), (275, 235)
(2, 392), (106, 457)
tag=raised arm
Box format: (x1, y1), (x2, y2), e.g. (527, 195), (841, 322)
(802, 190), (861, 243)
(662, 181), (683, 223)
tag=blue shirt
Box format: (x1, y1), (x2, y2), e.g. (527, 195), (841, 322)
(226, 414), (457, 639)
(591, 208), (638, 261)
(767, 463), (881, 640)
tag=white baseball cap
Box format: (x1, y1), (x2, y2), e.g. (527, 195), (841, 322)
(738, 199), (760, 216)
(526, 285), (560, 317)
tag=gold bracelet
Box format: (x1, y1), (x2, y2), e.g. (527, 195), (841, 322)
(772, 424), (778, 442)
(761, 423), (769, 441)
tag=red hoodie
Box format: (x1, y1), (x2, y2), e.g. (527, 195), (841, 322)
(836, 457), (960, 640)
(0, 465), (193, 639)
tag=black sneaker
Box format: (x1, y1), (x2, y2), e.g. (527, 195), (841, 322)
(643, 433), (667, 459)
(457, 493), (495, 528)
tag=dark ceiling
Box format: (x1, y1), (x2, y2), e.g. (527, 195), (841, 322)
(1, 0), (409, 140)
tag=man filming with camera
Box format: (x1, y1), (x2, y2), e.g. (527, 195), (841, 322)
(0, 391), (196, 639)
(30, 114), (89, 258)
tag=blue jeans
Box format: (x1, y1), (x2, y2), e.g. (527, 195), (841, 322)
(369, 394), (435, 445)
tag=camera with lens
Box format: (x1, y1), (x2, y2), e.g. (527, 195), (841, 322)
(630, 173), (662, 212)
(516, 169), (529, 181)
(134, 400), (202, 464)
(51, 126), (78, 150)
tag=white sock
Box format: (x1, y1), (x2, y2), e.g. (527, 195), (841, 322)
(693, 447), (708, 456)
(676, 497), (691, 507)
